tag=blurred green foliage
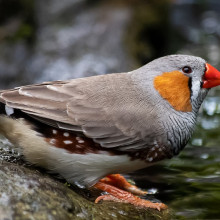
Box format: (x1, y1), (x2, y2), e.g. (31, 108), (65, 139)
(0, 0), (36, 43)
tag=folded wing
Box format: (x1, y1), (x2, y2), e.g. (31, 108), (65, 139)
(0, 74), (155, 151)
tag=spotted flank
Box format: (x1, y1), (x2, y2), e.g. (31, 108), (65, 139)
(129, 140), (173, 163)
(44, 127), (172, 162)
(63, 132), (69, 137)
(0, 102), (171, 162)
(0, 102), (97, 153)
(42, 126), (106, 154)
(52, 129), (58, 135)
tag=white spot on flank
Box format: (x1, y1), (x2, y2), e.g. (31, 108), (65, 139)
(63, 132), (69, 137)
(64, 140), (73, 145)
(52, 130), (57, 134)
(159, 148), (162, 152)
(76, 145), (81, 148)
(78, 140), (84, 144)
(5, 106), (14, 116)
(151, 147), (155, 151)
(154, 153), (158, 157)
(76, 136), (84, 143)
(50, 139), (56, 145)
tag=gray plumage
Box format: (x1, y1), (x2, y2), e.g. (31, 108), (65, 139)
(0, 55), (208, 156)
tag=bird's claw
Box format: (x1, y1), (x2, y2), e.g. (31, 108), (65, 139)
(94, 181), (167, 211)
(95, 193), (167, 211)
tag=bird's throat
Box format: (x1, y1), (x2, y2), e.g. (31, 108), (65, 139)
(154, 71), (192, 112)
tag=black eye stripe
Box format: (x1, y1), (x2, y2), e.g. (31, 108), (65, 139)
(182, 66), (192, 74)
(188, 77), (192, 97)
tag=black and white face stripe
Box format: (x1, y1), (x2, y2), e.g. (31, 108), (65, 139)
(190, 77), (209, 113)
(188, 77), (192, 97)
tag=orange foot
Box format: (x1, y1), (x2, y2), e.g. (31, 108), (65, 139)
(100, 174), (147, 196)
(94, 176), (167, 211)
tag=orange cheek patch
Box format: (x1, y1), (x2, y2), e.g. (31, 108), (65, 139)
(154, 71), (192, 112)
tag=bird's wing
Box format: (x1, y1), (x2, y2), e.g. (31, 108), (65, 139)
(0, 74), (157, 151)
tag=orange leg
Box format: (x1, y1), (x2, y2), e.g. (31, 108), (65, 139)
(100, 174), (147, 196)
(94, 181), (167, 211)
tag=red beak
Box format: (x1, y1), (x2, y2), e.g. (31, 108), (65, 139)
(203, 63), (220, 89)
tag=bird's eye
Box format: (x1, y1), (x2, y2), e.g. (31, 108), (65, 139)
(182, 66), (192, 74)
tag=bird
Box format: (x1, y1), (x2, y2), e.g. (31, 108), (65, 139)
(0, 54), (219, 211)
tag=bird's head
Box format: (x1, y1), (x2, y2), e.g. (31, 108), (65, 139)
(139, 55), (220, 113)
